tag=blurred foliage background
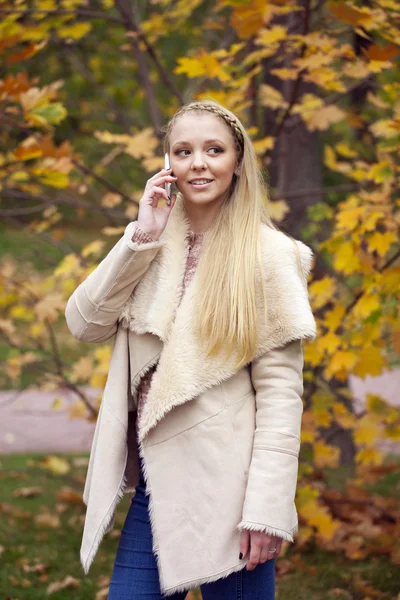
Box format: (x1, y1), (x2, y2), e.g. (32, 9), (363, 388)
(0, 0), (399, 597)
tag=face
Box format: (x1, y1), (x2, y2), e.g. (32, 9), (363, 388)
(168, 113), (238, 210)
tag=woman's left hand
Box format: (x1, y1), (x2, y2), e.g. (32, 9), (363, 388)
(239, 530), (282, 570)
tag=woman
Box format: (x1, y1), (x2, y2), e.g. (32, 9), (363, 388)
(65, 100), (317, 599)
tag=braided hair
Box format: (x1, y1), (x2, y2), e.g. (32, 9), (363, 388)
(164, 101), (245, 160)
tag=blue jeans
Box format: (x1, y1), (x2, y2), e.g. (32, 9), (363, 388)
(108, 454), (275, 599)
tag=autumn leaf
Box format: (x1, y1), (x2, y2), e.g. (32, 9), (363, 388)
(35, 513), (61, 529)
(258, 84), (288, 110)
(38, 455), (70, 475)
(305, 105), (346, 131)
(174, 51), (230, 81)
(47, 575), (80, 594)
(34, 292), (65, 322)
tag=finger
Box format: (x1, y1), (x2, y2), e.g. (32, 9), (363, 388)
(147, 168), (172, 183)
(247, 538), (261, 572)
(260, 543), (272, 563)
(239, 530), (250, 560)
(165, 193), (177, 208)
(151, 175), (177, 187)
(275, 538), (283, 556)
(147, 186), (169, 205)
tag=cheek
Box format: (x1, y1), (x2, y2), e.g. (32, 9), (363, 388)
(217, 158), (236, 182)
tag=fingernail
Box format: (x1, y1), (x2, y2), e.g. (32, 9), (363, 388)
(239, 552), (243, 559)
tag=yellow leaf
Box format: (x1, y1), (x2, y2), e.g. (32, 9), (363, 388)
(81, 240), (106, 258)
(332, 404), (356, 429)
(292, 93), (323, 117)
(126, 129), (160, 159)
(309, 276), (337, 309)
(326, 351), (358, 377)
(10, 305), (34, 322)
(370, 119), (398, 139)
(296, 484), (320, 510)
(269, 68), (299, 80)
(94, 346), (112, 363)
(365, 393), (392, 416)
(353, 347), (385, 378)
(230, 0), (268, 39)
(314, 409), (333, 428)
(303, 341), (324, 367)
(324, 305), (346, 331)
(304, 68), (346, 92)
(367, 231), (397, 256)
(174, 51), (229, 81)
(34, 293), (65, 322)
(295, 53), (333, 71)
(31, 169), (69, 188)
(258, 84), (287, 110)
(67, 399), (87, 420)
(70, 356), (94, 383)
(317, 331), (341, 354)
(142, 155), (165, 172)
(89, 373), (108, 388)
(267, 199), (289, 222)
(39, 455), (70, 475)
(368, 161), (393, 183)
(101, 193), (122, 208)
(335, 142), (357, 158)
(47, 575), (80, 594)
(95, 128), (159, 160)
(252, 136), (275, 154)
(324, 146), (337, 170)
(329, 2), (374, 28)
(256, 25), (287, 46)
(333, 241), (362, 274)
(58, 22), (92, 40)
(51, 397), (63, 410)
(355, 447), (385, 466)
(54, 254), (84, 279)
(354, 413), (383, 446)
(35, 513), (61, 529)
(352, 293), (381, 319)
(305, 105), (346, 131)
(101, 226), (126, 236)
(342, 60), (370, 79)
(310, 508), (342, 541)
(314, 441), (340, 468)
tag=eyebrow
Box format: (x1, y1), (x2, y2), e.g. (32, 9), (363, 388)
(171, 139), (227, 149)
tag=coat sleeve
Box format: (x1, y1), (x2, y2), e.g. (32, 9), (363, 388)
(65, 222), (163, 343)
(237, 338), (304, 542)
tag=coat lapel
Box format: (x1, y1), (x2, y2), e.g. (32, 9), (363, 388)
(118, 194), (317, 444)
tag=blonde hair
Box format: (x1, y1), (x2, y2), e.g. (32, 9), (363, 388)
(164, 100), (305, 370)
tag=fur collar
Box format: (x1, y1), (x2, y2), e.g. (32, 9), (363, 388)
(119, 195), (316, 443)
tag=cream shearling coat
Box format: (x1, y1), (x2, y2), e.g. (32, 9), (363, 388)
(65, 194), (317, 597)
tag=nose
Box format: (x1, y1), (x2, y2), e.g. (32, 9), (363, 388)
(190, 152), (207, 170)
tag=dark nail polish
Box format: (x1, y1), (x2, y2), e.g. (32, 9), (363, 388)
(239, 552), (243, 559)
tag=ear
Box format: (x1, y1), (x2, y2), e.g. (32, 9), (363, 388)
(234, 159), (242, 177)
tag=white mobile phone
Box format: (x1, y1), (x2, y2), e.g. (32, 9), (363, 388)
(164, 153), (171, 199)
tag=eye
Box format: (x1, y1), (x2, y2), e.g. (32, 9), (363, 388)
(175, 149), (190, 156)
(208, 147), (223, 154)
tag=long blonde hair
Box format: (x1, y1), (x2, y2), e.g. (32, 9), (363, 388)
(163, 101), (303, 370)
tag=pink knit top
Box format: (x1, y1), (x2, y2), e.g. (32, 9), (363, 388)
(131, 224), (206, 435)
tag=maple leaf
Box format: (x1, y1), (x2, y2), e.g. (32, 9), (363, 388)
(305, 105), (346, 131)
(258, 84), (287, 110)
(367, 231), (397, 256)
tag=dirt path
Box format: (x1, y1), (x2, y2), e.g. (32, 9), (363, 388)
(0, 370), (399, 455)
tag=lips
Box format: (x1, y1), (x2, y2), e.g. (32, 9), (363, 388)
(189, 179), (213, 184)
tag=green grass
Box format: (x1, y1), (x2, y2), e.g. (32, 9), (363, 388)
(0, 454), (399, 599)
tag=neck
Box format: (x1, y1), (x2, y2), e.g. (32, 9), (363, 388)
(182, 196), (225, 234)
